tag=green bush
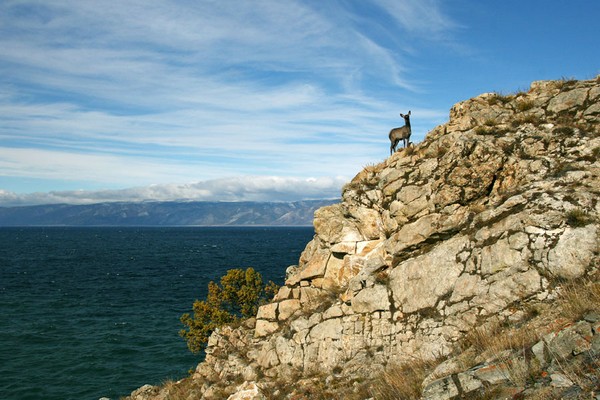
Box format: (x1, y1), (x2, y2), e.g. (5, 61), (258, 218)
(180, 267), (278, 353)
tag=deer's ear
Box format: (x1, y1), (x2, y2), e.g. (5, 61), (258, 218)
(399, 113), (404, 117)
(408, 110), (411, 115)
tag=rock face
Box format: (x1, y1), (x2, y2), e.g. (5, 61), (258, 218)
(127, 77), (600, 399)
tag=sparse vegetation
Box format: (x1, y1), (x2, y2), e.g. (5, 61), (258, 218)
(475, 126), (490, 135)
(558, 275), (600, 320)
(403, 144), (416, 156)
(553, 125), (575, 136)
(487, 92), (513, 105)
(553, 77), (578, 90)
(436, 145), (448, 158)
(370, 359), (438, 400)
(552, 161), (578, 177)
(461, 319), (541, 358)
(565, 208), (592, 227)
(475, 125), (508, 136)
(307, 284), (345, 313)
(516, 99), (534, 112)
(511, 114), (542, 127)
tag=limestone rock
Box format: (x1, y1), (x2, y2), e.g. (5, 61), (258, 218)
(256, 303), (277, 321)
(277, 299), (301, 321)
(254, 320), (279, 338)
(550, 373), (574, 388)
(309, 318), (343, 341)
(227, 381), (266, 400)
(389, 236), (468, 314)
(547, 87), (589, 114)
(128, 384), (161, 400)
(351, 284), (390, 313)
(546, 225), (597, 279)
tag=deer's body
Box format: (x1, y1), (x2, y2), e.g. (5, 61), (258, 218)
(389, 111), (411, 154)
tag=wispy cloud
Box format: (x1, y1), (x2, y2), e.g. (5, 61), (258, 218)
(372, 0), (459, 37)
(0, 0), (457, 203)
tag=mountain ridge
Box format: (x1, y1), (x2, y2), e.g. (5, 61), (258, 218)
(0, 199), (337, 226)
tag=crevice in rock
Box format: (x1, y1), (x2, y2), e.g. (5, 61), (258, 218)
(450, 373), (465, 398)
(485, 174), (498, 197)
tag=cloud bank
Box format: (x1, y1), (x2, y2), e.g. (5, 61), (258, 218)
(0, 176), (347, 207)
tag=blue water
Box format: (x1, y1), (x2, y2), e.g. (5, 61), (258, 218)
(0, 226), (314, 400)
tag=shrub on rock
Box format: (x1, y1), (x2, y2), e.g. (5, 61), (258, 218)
(180, 267), (278, 353)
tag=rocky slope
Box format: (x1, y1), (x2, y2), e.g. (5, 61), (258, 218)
(127, 76), (599, 399)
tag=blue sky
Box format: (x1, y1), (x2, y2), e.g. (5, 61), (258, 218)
(1, 0), (599, 206)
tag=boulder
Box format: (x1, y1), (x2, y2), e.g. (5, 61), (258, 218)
(254, 320), (279, 338)
(351, 285), (390, 313)
(389, 236), (467, 314)
(546, 225), (597, 279)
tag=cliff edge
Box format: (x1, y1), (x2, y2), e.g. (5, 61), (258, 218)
(128, 76), (600, 399)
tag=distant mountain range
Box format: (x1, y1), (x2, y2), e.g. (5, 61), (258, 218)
(0, 200), (338, 226)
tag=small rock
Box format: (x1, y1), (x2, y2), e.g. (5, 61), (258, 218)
(421, 376), (459, 400)
(545, 321), (592, 358)
(473, 363), (511, 384)
(591, 334), (600, 353)
(254, 319), (279, 337)
(456, 371), (483, 393)
(532, 340), (548, 366)
(583, 311), (600, 323)
(128, 384), (159, 400)
(227, 381), (266, 400)
(560, 385), (582, 399)
(550, 373), (574, 388)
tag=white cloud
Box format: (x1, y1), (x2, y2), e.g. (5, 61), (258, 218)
(0, 176), (347, 206)
(372, 0), (460, 37)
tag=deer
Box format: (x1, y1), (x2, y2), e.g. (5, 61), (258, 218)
(389, 111), (411, 155)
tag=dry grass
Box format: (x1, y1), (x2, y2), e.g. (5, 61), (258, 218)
(462, 320), (541, 359)
(475, 126), (490, 135)
(366, 274), (600, 399)
(369, 358), (438, 400)
(403, 144), (416, 156)
(552, 77), (578, 90)
(511, 114), (542, 127)
(557, 274), (600, 320)
(483, 118), (497, 127)
(487, 93), (513, 105)
(516, 99), (535, 112)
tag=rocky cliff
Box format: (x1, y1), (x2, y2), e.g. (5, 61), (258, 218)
(127, 77), (599, 399)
